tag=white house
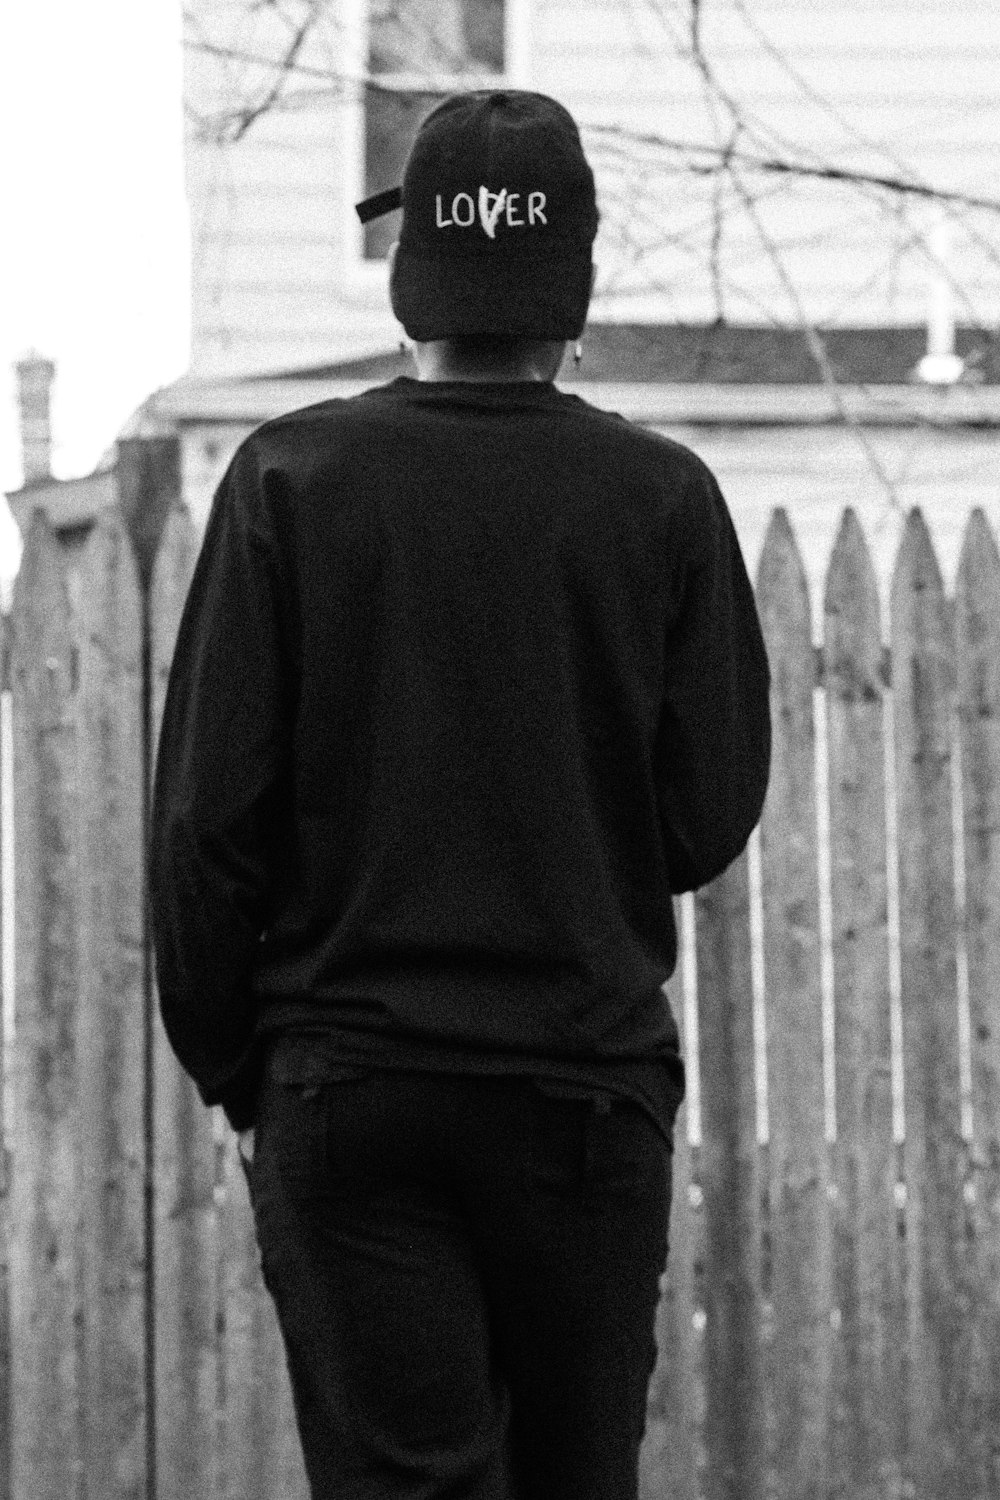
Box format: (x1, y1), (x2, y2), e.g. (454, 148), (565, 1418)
(8, 0), (1000, 605)
(181, 0), (1000, 377)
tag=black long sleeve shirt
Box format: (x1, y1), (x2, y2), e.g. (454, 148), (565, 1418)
(149, 376), (770, 1135)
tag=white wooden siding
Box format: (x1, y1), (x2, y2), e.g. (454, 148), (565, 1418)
(535, 0), (1000, 327)
(184, 0), (1000, 376)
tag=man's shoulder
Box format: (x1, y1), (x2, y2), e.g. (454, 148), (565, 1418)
(246, 382), (400, 450)
(557, 390), (711, 474)
(237, 382), (719, 510)
(207, 388), (399, 532)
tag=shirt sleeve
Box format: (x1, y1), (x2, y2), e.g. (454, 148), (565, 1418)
(149, 437), (295, 1131)
(654, 460), (772, 893)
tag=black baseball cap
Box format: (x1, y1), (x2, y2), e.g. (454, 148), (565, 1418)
(356, 90), (599, 342)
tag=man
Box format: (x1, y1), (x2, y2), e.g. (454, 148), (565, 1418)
(150, 90), (770, 1500)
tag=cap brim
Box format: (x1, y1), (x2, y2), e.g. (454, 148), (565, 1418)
(356, 186), (403, 224)
(391, 246), (593, 341)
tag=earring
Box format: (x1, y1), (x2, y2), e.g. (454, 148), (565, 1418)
(573, 340), (583, 366)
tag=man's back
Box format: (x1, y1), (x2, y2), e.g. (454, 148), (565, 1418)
(154, 373), (769, 1133)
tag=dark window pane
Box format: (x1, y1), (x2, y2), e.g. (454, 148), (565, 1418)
(463, 0), (504, 71)
(363, 88), (439, 260)
(364, 0), (506, 260)
(370, 0), (500, 76)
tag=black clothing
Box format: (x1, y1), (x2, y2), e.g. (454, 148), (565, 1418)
(241, 1037), (673, 1500)
(150, 376), (770, 1135)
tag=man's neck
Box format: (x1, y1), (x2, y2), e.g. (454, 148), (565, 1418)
(412, 340), (566, 384)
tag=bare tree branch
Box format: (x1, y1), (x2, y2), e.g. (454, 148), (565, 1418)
(223, 3), (320, 142)
(730, 165), (902, 507)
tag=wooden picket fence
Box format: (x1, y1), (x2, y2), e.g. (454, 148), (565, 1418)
(1, 482), (998, 1500)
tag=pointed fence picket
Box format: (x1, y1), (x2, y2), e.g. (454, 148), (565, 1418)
(149, 506), (221, 1500)
(756, 508), (832, 1500)
(9, 511), (79, 1499)
(891, 511), (973, 1499)
(75, 506), (148, 1500)
(642, 898), (698, 1500)
(694, 850), (765, 1500)
(1, 485), (999, 1500)
(0, 608), (9, 1500)
(148, 506), (308, 1500)
(824, 508), (902, 1500)
(951, 511), (1000, 1496)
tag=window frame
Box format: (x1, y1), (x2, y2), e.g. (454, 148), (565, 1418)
(338, 0), (532, 299)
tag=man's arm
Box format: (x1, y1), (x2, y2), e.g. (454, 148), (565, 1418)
(149, 439), (294, 1131)
(655, 462), (771, 893)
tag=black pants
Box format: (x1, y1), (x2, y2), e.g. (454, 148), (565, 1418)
(242, 1037), (675, 1500)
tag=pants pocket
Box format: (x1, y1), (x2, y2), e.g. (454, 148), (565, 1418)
(527, 1088), (665, 1197)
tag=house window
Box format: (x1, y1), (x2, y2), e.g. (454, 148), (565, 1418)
(363, 0), (508, 260)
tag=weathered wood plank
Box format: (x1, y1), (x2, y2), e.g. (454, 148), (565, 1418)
(74, 506), (147, 1498)
(0, 608), (10, 1500)
(116, 436), (181, 592)
(9, 511), (80, 1498)
(953, 507), (1000, 1495)
(218, 1136), (308, 1500)
(823, 508), (904, 1500)
(641, 922), (697, 1500)
(149, 505), (222, 1500)
(889, 507), (971, 1498)
(695, 852), (766, 1500)
(148, 506), (305, 1498)
(756, 508), (832, 1500)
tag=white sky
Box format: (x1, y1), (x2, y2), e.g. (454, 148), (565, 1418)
(0, 0), (190, 585)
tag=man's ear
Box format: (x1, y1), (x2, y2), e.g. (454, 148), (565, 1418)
(387, 241), (402, 321)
